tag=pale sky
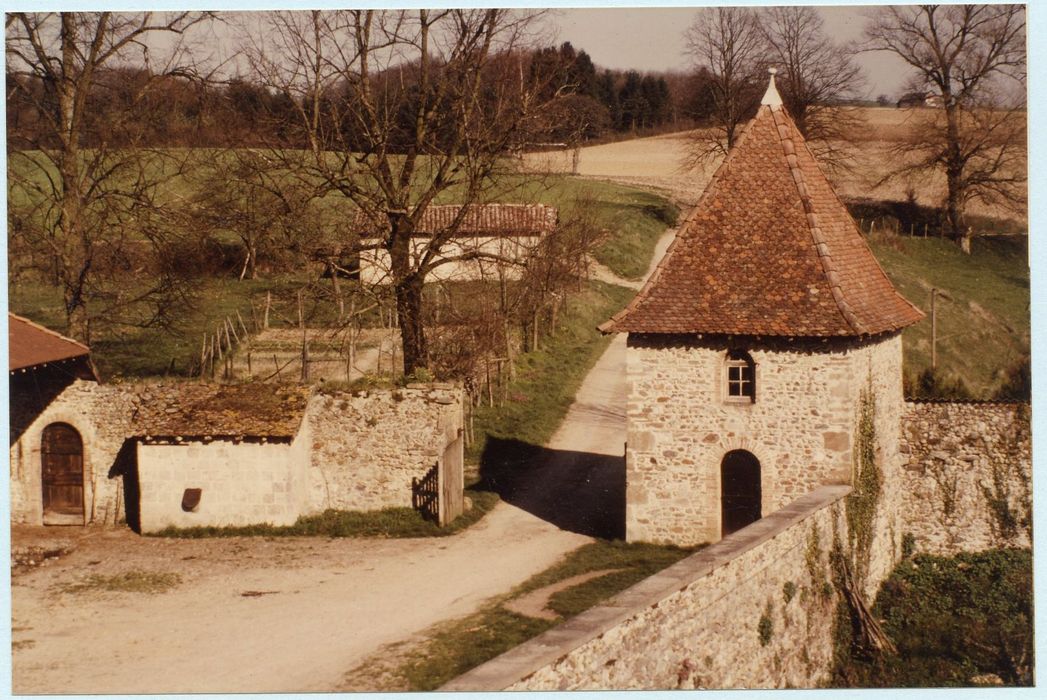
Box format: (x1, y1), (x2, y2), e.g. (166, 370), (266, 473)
(552, 6), (915, 99)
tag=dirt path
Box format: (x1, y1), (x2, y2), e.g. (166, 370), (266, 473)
(11, 504), (589, 694)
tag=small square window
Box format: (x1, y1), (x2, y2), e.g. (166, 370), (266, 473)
(725, 350), (756, 402)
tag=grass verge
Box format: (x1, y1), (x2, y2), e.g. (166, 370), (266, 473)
(57, 570), (182, 595)
(348, 539), (697, 691)
(466, 280), (634, 466)
(150, 488), (499, 539)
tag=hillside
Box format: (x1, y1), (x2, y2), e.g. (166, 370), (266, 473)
(868, 234), (1029, 397)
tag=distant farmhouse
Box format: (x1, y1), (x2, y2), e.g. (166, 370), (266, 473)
(896, 91), (942, 108)
(353, 203), (558, 285)
(9, 313), (465, 532)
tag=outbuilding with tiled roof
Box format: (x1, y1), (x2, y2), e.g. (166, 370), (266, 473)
(354, 203), (558, 285)
(612, 72), (923, 547)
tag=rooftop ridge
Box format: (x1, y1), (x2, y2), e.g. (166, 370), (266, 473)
(768, 107), (865, 334)
(599, 113), (764, 334)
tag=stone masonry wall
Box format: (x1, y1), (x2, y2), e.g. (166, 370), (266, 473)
(9, 380), (133, 526)
(306, 383), (463, 512)
(444, 486), (854, 691)
(625, 333), (905, 548)
(899, 400), (1031, 555)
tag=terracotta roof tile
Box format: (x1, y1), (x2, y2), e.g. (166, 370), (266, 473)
(8, 313), (91, 372)
(353, 204), (557, 238)
(602, 101), (924, 337)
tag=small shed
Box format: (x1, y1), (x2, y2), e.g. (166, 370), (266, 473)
(355, 203), (558, 284)
(129, 383), (313, 533)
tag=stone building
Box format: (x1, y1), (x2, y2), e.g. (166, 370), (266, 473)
(9, 314), (465, 531)
(600, 75), (924, 546)
(9, 313), (102, 525)
(354, 203), (558, 284)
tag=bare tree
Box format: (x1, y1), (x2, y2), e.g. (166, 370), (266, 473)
(240, 9), (554, 374)
(6, 12), (212, 342)
(863, 4), (1026, 240)
(684, 6), (765, 160)
(188, 150), (317, 281)
(759, 6), (864, 154)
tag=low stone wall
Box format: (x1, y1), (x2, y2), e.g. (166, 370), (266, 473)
(443, 486), (852, 691)
(900, 400), (1031, 554)
(306, 383), (463, 512)
(9, 380), (133, 526)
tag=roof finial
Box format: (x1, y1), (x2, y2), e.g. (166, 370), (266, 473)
(762, 67), (783, 107)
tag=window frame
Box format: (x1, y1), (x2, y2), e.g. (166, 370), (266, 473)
(724, 349), (756, 404)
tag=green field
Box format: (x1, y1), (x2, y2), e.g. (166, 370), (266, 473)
(868, 234), (1029, 397)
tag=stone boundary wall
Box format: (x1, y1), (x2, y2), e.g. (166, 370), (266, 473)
(900, 400), (1031, 554)
(443, 486), (852, 691)
(306, 383), (463, 512)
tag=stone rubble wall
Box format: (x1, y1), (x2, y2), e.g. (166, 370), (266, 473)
(305, 384), (463, 512)
(443, 486), (854, 691)
(624, 333), (905, 548)
(9, 380), (133, 526)
(899, 400), (1032, 554)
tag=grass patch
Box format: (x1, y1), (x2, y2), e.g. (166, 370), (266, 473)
(392, 539), (696, 690)
(467, 280), (634, 466)
(58, 570), (182, 595)
(867, 235), (1029, 397)
(833, 548), (1033, 687)
(150, 488), (499, 539)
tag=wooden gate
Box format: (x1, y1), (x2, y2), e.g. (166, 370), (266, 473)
(41, 423), (84, 519)
(412, 464), (440, 523)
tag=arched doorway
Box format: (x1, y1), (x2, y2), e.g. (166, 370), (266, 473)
(721, 450), (761, 536)
(41, 423), (84, 521)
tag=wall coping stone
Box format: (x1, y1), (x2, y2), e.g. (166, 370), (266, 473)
(441, 484), (852, 691)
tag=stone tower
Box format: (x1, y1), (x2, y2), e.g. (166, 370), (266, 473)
(600, 73), (924, 546)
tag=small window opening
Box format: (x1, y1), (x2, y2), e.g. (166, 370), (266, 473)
(725, 349), (756, 402)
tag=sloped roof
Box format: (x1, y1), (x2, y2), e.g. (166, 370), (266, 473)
(129, 383), (311, 440)
(353, 204), (557, 238)
(8, 313), (92, 372)
(601, 79), (923, 337)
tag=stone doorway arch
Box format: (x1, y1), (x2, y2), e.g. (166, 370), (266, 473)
(41, 422), (84, 523)
(721, 449), (761, 536)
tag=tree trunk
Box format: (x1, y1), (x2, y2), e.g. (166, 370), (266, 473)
(943, 101), (966, 241)
(395, 275), (427, 375)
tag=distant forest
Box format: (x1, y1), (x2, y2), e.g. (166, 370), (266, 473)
(7, 41), (712, 151)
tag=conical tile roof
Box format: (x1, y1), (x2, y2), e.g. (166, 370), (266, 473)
(601, 80), (923, 337)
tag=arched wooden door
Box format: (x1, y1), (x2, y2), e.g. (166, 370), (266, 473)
(41, 423), (84, 519)
(721, 450), (761, 536)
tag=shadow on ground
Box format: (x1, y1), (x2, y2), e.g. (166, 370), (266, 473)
(476, 437), (625, 540)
